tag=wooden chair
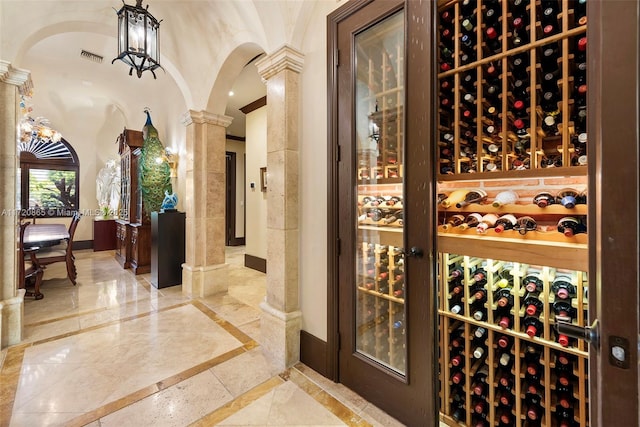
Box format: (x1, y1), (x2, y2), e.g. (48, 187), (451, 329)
(36, 211), (81, 285)
(19, 222), (44, 300)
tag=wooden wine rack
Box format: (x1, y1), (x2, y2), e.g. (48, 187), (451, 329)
(438, 254), (589, 426)
(436, 0), (590, 426)
(357, 242), (406, 372)
(437, 0), (588, 178)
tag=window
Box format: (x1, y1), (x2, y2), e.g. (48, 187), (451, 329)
(19, 138), (80, 218)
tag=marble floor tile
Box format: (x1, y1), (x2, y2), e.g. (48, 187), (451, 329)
(99, 370), (234, 427)
(217, 381), (347, 426)
(4, 247), (408, 427)
(211, 347), (281, 397)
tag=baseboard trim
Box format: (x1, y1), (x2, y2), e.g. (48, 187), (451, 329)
(244, 254), (266, 273)
(73, 240), (93, 250)
(228, 237), (246, 246)
(300, 330), (328, 377)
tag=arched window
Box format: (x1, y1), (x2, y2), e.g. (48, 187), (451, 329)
(19, 138), (80, 218)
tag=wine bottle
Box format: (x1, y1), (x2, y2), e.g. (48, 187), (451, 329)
(448, 279), (463, 298)
(495, 288), (514, 311)
(494, 214), (517, 233)
(533, 191), (556, 207)
(556, 406), (576, 427)
(476, 213), (499, 233)
(557, 216), (586, 237)
(553, 300), (576, 324)
(551, 276), (576, 300)
(523, 316), (543, 338)
(451, 368), (465, 386)
(449, 323), (465, 349)
(523, 271), (543, 293)
(485, 25), (501, 54)
(441, 189), (470, 208)
(442, 214), (465, 230)
(459, 213), (483, 230)
(492, 190), (519, 207)
(456, 189), (488, 208)
(513, 215), (537, 235)
(450, 297), (464, 315)
(448, 265), (463, 280)
(473, 325), (488, 340)
(471, 301), (487, 321)
(469, 283), (487, 303)
(557, 188), (580, 208)
(383, 210), (403, 225)
(540, 0), (561, 37)
(523, 293), (544, 316)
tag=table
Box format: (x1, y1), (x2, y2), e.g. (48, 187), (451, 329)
(23, 223), (69, 247)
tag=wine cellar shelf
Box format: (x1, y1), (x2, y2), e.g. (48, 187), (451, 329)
(436, 0), (589, 426)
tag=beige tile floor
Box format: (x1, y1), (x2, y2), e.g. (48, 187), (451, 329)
(0, 247), (422, 427)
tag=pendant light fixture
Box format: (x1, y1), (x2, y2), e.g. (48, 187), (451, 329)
(112, 0), (163, 79)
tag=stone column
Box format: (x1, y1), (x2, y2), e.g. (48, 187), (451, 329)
(256, 46), (304, 370)
(180, 110), (233, 297)
(0, 60), (31, 348)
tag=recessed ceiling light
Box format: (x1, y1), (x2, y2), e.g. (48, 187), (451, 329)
(228, 91), (234, 96)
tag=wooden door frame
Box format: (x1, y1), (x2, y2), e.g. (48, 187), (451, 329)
(327, 1), (438, 424)
(225, 151), (245, 246)
(589, 1), (639, 424)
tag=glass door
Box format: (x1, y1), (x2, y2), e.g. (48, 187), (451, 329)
(354, 9), (407, 375)
(330, 0), (438, 425)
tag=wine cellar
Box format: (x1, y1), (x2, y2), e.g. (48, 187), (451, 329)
(436, 0), (589, 426)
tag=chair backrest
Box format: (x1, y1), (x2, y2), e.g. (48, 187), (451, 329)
(18, 221), (33, 283)
(66, 211), (81, 253)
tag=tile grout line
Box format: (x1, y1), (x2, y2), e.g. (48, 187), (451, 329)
(63, 346), (252, 427)
(287, 367), (374, 427)
(188, 376), (286, 427)
(6, 301), (257, 427)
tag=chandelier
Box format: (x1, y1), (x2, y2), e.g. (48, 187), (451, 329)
(112, 0), (163, 79)
(19, 116), (62, 145)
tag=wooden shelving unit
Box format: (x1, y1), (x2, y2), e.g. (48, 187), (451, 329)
(436, 0), (589, 426)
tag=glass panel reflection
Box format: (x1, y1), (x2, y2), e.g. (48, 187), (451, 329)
(354, 10), (406, 374)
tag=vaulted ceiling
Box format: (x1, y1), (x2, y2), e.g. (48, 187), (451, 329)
(0, 0), (318, 141)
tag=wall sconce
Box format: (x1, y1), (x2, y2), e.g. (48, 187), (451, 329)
(112, 0), (163, 79)
(155, 147), (178, 178)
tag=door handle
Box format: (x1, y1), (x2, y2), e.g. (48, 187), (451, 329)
(406, 246), (424, 258)
(556, 319), (600, 348)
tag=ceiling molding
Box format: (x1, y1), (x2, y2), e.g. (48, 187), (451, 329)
(0, 60), (33, 94)
(181, 110), (233, 128)
(255, 45), (304, 81)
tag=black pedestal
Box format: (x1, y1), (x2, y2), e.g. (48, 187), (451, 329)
(151, 211), (186, 288)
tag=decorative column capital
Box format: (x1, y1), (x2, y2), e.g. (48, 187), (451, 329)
(256, 45), (304, 81)
(181, 110), (233, 128)
(0, 60), (33, 95)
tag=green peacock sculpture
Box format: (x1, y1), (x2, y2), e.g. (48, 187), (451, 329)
(139, 110), (172, 219)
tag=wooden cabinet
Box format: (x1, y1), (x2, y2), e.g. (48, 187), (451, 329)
(115, 221), (130, 268)
(93, 219), (117, 251)
(130, 224), (150, 274)
(435, 1), (590, 426)
(116, 128), (150, 274)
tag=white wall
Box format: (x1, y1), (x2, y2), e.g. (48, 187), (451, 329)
(295, 0), (347, 341)
(225, 139), (246, 239)
(244, 106), (267, 259)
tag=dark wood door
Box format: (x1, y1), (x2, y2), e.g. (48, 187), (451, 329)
(329, 1), (437, 425)
(585, 0), (639, 424)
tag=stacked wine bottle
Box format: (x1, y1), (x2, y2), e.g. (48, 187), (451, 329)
(438, 188), (588, 241)
(357, 242), (406, 371)
(439, 254), (589, 426)
(437, 0), (588, 175)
